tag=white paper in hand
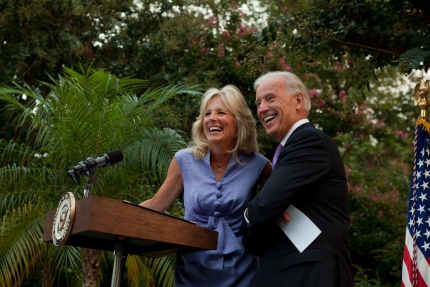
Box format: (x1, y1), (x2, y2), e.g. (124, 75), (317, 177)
(277, 204), (321, 253)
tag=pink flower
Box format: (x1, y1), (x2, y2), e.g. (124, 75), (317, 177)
(396, 130), (409, 139)
(218, 43), (225, 55)
(239, 24), (246, 36)
(85, 45), (94, 58)
(377, 210), (383, 217)
(208, 16), (215, 26)
(308, 89), (320, 99)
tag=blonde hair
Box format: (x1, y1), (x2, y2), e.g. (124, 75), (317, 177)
(254, 71), (312, 114)
(190, 85), (258, 162)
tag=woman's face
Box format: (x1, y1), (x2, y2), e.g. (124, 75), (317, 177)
(203, 95), (237, 149)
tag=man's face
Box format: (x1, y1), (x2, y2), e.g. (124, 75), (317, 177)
(255, 76), (299, 142)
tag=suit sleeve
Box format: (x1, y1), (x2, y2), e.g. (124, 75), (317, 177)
(246, 128), (332, 233)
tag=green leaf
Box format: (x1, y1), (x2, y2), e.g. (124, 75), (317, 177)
(269, 21), (276, 32)
(281, 25), (287, 35)
(272, 32), (277, 41)
(269, 20), (281, 32)
(262, 27), (269, 37)
(362, 19), (368, 28)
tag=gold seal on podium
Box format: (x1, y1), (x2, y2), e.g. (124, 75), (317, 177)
(52, 192), (76, 247)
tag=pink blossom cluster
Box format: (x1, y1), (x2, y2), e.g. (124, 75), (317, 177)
(279, 56), (292, 72)
(235, 58), (247, 67)
(396, 130), (409, 139)
(369, 188), (400, 203)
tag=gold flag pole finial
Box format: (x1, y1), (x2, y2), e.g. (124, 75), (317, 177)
(414, 79), (430, 119)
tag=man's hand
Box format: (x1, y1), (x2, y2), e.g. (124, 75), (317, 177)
(278, 211), (291, 224)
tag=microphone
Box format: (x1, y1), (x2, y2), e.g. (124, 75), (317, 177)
(68, 150), (124, 184)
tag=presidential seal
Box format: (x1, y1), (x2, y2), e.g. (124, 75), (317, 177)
(52, 192), (76, 247)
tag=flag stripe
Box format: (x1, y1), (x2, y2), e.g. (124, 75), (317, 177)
(403, 226), (430, 286)
(404, 238), (414, 287)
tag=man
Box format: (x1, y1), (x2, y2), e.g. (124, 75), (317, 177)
(245, 71), (354, 286)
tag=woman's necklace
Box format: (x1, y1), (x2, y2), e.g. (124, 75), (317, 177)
(210, 162), (228, 173)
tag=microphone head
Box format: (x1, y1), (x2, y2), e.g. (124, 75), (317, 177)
(105, 150), (124, 165)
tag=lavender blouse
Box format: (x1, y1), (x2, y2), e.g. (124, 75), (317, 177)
(174, 148), (267, 287)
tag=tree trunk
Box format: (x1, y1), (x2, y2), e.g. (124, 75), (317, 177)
(81, 248), (102, 287)
(41, 260), (53, 287)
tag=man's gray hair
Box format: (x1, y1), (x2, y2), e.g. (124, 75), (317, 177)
(254, 71), (311, 113)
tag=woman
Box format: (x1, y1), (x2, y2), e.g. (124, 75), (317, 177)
(140, 85), (272, 286)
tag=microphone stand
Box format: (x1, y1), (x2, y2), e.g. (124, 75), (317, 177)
(83, 174), (97, 198)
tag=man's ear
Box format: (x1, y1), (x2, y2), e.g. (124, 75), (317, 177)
(295, 93), (304, 108)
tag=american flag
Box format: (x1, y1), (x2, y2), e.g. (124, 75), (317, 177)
(402, 122), (430, 286)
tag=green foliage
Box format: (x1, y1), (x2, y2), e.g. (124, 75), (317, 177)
(0, 203), (46, 287)
(257, 0), (430, 74)
(0, 67), (200, 286)
(353, 265), (383, 287)
(349, 195), (405, 285)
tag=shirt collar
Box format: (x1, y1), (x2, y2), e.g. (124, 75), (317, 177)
(280, 119), (309, 146)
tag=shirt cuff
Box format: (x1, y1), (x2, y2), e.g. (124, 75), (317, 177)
(244, 208), (250, 224)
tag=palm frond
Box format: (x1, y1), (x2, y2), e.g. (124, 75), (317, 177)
(124, 128), (187, 178)
(63, 66), (149, 98)
(0, 190), (40, 216)
(49, 244), (82, 287)
(0, 165), (67, 192)
(0, 139), (35, 166)
(0, 203), (47, 287)
(139, 84), (202, 117)
(126, 255), (155, 287)
(146, 256), (176, 287)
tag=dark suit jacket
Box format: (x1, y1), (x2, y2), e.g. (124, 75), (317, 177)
(246, 122), (353, 287)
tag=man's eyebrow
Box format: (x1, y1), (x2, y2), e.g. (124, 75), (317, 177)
(255, 93), (274, 104)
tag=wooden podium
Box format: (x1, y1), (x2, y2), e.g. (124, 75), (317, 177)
(43, 196), (218, 256)
(43, 196), (218, 286)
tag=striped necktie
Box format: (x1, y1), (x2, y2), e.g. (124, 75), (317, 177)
(272, 144), (283, 169)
